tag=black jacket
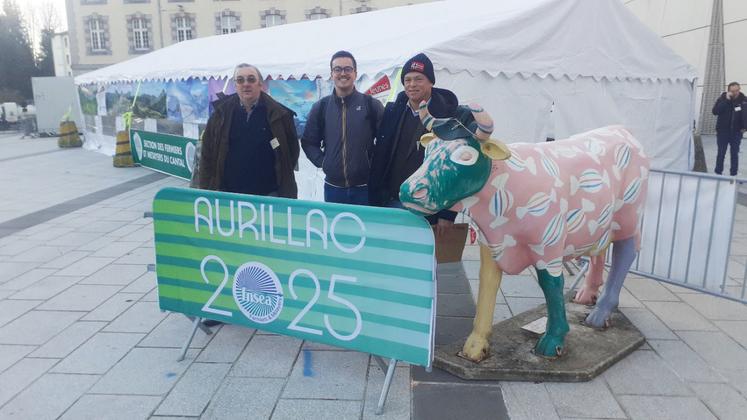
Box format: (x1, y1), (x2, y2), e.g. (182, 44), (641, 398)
(197, 92), (300, 198)
(369, 88), (459, 222)
(712, 92), (747, 133)
(301, 90), (383, 187)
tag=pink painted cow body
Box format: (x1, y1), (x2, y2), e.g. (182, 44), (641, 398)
(452, 125), (649, 279)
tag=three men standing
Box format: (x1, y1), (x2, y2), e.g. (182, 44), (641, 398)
(712, 81), (746, 176)
(302, 51), (384, 205)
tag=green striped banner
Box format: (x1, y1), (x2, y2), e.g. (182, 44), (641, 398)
(153, 187), (436, 367)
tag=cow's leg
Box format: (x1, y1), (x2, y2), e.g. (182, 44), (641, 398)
(585, 237), (636, 328)
(535, 268), (570, 358)
(461, 244), (503, 362)
(574, 254), (605, 305)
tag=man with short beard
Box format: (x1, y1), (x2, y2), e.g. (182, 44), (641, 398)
(369, 53), (457, 231)
(302, 50), (383, 205)
(712, 81), (747, 176)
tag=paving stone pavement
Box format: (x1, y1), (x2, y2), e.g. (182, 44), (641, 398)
(1, 132), (747, 419)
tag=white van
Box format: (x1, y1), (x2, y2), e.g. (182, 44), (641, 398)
(2, 102), (19, 123)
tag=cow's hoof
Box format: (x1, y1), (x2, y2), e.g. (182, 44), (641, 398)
(573, 288), (598, 306)
(584, 309), (611, 330)
(459, 333), (490, 363)
(535, 333), (565, 359)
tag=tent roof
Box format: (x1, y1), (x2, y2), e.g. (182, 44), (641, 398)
(75, 0), (697, 85)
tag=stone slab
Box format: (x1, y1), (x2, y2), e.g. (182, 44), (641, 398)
(271, 399), (361, 420)
(0, 373), (99, 419)
(201, 377), (284, 420)
(60, 395), (162, 420)
(433, 298), (644, 381)
(413, 383), (508, 420)
(154, 362), (231, 417)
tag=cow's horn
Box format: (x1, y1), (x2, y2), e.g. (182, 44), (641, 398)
(418, 101), (436, 131)
(468, 104), (494, 142)
(469, 103), (511, 161)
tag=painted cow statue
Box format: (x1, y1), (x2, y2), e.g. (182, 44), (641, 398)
(400, 103), (649, 361)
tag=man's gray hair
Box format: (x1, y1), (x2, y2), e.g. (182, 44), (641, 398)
(233, 63), (263, 83)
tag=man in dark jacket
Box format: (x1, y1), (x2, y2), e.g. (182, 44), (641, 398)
(712, 81), (746, 176)
(369, 53), (457, 230)
(198, 63), (300, 198)
(302, 50), (384, 205)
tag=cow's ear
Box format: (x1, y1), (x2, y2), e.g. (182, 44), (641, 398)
(481, 139), (511, 160)
(420, 132), (437, 148)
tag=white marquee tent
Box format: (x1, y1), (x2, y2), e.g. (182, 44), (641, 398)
(76, 0), (698, 170)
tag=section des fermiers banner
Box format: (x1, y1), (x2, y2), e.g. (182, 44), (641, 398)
(153, 188), (437, 367)
(131, 130), (197, 180)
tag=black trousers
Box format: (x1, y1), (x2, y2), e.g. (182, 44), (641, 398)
(715, 131), (742, 176)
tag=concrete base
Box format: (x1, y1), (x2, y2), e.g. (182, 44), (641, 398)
(433, 299), (645, 382)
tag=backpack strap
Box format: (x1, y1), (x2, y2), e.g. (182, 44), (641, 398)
(317, 95), (329, 137)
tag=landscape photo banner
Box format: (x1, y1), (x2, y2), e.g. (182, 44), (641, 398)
(152, 188), (437, 367)
(130, 130), (197, 180)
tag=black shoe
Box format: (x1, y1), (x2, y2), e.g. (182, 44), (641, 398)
(202, 319), (224, 327)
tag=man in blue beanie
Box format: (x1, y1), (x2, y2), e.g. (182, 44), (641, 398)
(369, 53), (458, 232)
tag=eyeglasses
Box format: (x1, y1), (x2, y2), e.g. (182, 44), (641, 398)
(235, 76), (258, 84)
(332, 66), (355, 75)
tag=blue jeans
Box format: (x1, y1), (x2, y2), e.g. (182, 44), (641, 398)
(324, 184), (369, 205)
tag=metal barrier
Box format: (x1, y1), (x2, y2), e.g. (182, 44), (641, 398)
(624, 169), (747, 304)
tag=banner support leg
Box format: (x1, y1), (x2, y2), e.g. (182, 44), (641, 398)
(178, 316), (203, 362)
(375, 357), (397, 415)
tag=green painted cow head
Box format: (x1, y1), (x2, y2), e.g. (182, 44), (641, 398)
(399, 102), (511, 215)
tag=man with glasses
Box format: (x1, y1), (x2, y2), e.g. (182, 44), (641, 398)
(197, 63), (300, 198)
(369, 53), (459, 232)
(302, 50), (383, 205)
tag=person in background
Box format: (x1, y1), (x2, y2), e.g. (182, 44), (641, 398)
(712, 81), (746, 176)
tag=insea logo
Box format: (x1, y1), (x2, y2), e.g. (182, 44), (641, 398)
(232, 262), (284, 324)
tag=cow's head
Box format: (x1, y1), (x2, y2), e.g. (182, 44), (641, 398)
(399, 102), (511, 215)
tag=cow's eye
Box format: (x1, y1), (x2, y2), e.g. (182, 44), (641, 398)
(450, 146), (479, 166)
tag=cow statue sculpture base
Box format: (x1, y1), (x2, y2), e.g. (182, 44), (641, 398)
(431, 265), (646, 381)
(400, 103), (649, 361)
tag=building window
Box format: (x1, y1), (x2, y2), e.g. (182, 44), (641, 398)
(215, 10), (240, 35)
(259, 8), (286, 28)
(352, 5), (375, 14)
(306, 6), (330, 20)
(89, 18), (105, 51)
(132, 18), (150, 50)
(176, 17), (192, 41)
(171, 13), (196, 43)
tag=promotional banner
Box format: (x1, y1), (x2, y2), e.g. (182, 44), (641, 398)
(78, 84), (98, 116)
(133, 81), (168, 120)
(364, 75), (392, 103)
(266, 79), (318, 135)
(130, 130), (197, 180)
(153, 188), (437, 367)
(167, 79), (210, 124)
(106, 83), (134, 117)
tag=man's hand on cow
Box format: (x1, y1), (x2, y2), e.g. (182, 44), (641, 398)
(436, 218), (453, 236)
